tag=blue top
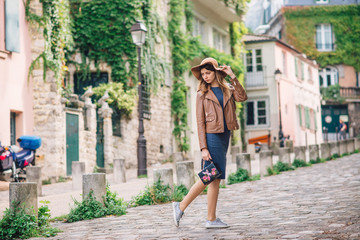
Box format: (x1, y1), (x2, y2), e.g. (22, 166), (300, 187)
(211, 87), (228, 131)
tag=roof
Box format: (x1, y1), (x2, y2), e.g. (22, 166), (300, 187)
(242, 34), (318, 67)
(242, 34), (277, 42)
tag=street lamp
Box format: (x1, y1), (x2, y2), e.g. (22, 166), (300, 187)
(130, 21), (148, 176)
(275, 69), (284, 147)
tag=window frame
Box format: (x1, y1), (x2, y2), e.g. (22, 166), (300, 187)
(212, 28), (227, 53)
(245, 48), (263, 73)
(192, 17), (205, 43)
(319, 67), (338, 87)
(316, 0), (329, 4)
(316, 24), (334, 51)
(246, 98), (269, 128)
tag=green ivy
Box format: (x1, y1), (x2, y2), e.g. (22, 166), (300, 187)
(25, 0), (74, 89)
(69, 0), (165, 92)
(320, 84), (345, 103)
(90, 82), (137, 117)
(283, 5), (360, 71)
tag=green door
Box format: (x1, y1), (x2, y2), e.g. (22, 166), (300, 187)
(66, 113), (79, 175)
(96, 113), (104, 168)
(321, 105), (348, 133)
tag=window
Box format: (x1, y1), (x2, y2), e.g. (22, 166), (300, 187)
(301, 62), (305, 80)
(246, 49), (263, 73)
(297, 105), (302, 127)
(278, 30), (282, 40)
(282, 51), (287, 76)
(319, 67), (338, 87)
(246, 99), (268, 127)
(4, 0), (20, 52)
(192, 17), (205, 42)
(316, 24), (334, 51)
(295, 57), (299, 78)
(10, 112), (16, 145)
(305, 107), (310, 129)
(213, 29), (226, 52)
(73, 72), (108, 96)
(308, 66), (313, 83)
(111, 108), (121, 137)
(316, 0), (328, 4)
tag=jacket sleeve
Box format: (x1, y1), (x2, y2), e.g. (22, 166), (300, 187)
(196, 92), (207, 151)
(230, 77), (248, 102)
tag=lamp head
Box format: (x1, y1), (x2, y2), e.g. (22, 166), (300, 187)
(130, 21), (147, 46)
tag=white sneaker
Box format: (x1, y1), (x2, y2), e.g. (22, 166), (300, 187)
(172, 202), (184, 227)
(205, 218), (229, 229)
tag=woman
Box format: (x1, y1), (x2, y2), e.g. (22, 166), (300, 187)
(172, 57), (247, 228)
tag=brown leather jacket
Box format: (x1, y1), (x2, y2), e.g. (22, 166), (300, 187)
(196, 77), (247, 150)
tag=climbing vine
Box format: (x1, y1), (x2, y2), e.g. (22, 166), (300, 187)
(169, 0), (248, 152)
(25, 0), (74, 90)
(283, 5), (360, 71)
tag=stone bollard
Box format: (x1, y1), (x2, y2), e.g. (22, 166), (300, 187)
(231, 146), (240, 163)
(236, 153), (251, 175)
(176, 161), (195, 189)
(320, 143), (331, 160)
(278, 147), (291, 164)
(26, 166), (42, 196)
(83, 173), (106, 205)
(172, 152), (184, 163)
(259, 150), (273, 176)
(346, 139), (355, 153)
(72, 162), (85, 190)
(9, 182), (37, 214)
(153, 168), (174, 189)
(294, 146), (306, 161)
(309, 144), (319, 161)
(329, 142), (340, 157)
(285, 140), (294, 152)
(339, 140), (347, 156)
(355, 138), (360, 151)
(113, 158), (126, 183)
(271, 142), (280, 155)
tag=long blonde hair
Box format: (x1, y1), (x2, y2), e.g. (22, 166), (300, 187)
(197, 64), (230, 97)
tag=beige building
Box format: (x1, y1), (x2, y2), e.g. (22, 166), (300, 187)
(243, 34), (322, 150)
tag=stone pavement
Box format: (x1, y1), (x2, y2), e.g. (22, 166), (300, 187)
(29, 154), (360, 240)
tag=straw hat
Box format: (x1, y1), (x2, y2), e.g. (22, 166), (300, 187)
(190, 57), (227, 80)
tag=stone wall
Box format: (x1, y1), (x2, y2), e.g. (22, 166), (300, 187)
(348, 102), (360, 138)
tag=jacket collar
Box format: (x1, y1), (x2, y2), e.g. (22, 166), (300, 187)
(204, 85), (233, 107)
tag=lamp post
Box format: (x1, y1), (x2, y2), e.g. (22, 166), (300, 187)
(275, 69), (284, 148)
(130, 21), (148, 176)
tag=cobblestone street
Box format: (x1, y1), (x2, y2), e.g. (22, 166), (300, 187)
(32, 154), (360, 240)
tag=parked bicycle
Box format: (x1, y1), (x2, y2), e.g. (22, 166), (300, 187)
(0, 136), (41, 182)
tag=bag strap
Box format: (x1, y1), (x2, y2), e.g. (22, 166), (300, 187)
(201, 159), (213, 170)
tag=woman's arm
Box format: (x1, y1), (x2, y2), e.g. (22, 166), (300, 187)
(230, 77), (248, 102)
(217, 65), (247, 102)
(196, 92), (207, 151)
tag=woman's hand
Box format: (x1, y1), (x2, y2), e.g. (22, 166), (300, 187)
(218, 64), (236, 79)
(201, 148), (212, 161)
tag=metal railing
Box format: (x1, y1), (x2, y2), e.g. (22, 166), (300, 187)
(245, 68), (266, 88)
(340, 87), (360, 99)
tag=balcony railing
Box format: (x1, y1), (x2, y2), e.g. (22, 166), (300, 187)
(245, 69), (266, 88)
(340, 87), (360, 99)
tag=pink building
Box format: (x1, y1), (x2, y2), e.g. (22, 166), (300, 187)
(243, 34), (322, 149)
(0, 0), (33, 146)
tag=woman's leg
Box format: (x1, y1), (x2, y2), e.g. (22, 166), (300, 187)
(207, 178), (221, 221)
(179, 180), (207, 211)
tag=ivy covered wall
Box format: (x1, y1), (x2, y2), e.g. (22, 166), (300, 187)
(283, 5), (360, 71)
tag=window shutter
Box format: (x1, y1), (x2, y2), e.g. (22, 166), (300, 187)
(305, 107), (310, 129)
(298, 105), (302, 126)
(5, 0), (20, 52)
(314, 110), (317, 130)
(295, 57), (298, 78)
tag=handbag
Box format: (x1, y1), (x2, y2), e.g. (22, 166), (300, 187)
(198, 159), (222, 185)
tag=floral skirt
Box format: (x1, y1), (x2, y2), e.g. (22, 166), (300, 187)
(203, 130), (230, 180)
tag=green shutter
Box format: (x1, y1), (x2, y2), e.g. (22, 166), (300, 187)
(314, 110), (317, 130)
(305, 107), (310, 129)
(295, 58), (298, 78)
(298, 105), (302, 126)
(301, 62), (304, 80)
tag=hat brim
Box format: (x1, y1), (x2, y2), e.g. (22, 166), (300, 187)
(191, 63), (228, 80)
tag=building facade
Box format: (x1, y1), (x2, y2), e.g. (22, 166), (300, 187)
(1, 0), (245, 180)
(243, 34), (322, 149)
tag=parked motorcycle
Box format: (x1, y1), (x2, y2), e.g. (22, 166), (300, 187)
(0, 136), (41, 182)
